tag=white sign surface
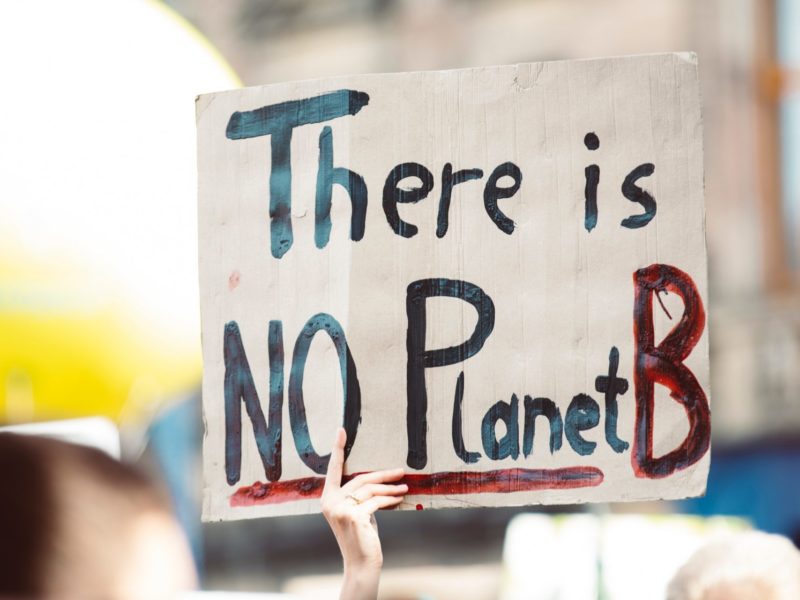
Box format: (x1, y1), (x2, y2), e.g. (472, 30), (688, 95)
(198, 53), (710, 521)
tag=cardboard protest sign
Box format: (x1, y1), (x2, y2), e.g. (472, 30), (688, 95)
(198, 53), (710, 521)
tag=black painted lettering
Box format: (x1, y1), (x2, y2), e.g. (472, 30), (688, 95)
(621, 163), (656, 229)
(437, 163), (483, 238)
(406, 278), (495, 469)
(383, 162), (434, 238)
(564, 393), (601, 456)
(481, 394), (520, 460)
(483, 162), (522, 234)
(522, 395), (563, 456)
(583, 132), (600, 232)
(595, 346), (629, 453)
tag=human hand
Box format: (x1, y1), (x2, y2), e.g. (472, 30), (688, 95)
(321, 427), (406, 600)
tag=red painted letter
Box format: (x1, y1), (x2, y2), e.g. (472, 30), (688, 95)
(632, 264), (710, 478)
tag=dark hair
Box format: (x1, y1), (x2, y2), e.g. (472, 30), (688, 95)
(0, 433), (170, 598)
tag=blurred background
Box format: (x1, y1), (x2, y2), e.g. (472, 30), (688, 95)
(1, 0), (799, 598)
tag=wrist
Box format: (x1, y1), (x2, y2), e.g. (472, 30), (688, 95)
(340, 563), (381, 600)
(343, 557), (382, 578)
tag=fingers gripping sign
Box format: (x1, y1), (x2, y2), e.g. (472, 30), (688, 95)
(322, 428), (406, 600)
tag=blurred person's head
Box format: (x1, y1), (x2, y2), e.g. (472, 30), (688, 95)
(666, 531), (800, 600)
(0, 433), (197, 599)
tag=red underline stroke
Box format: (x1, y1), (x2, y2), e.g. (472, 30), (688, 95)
(230, 466), (605, 507)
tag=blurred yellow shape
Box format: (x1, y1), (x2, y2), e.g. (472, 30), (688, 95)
(0, 244), (200, 423)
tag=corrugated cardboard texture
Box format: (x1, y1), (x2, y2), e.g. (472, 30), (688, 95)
(197, 53), (709, 521)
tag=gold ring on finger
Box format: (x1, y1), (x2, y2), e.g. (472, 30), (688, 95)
(346, 493), (362, 505)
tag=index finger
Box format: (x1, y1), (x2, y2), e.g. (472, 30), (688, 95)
(323, 427), (346, 492)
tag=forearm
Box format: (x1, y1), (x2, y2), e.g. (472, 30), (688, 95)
(340, 563), (381, 600)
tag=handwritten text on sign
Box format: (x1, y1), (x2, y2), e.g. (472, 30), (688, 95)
(198, 53), (710, 521)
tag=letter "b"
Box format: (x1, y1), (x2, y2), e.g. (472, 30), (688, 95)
(632, 264), (710, 478)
